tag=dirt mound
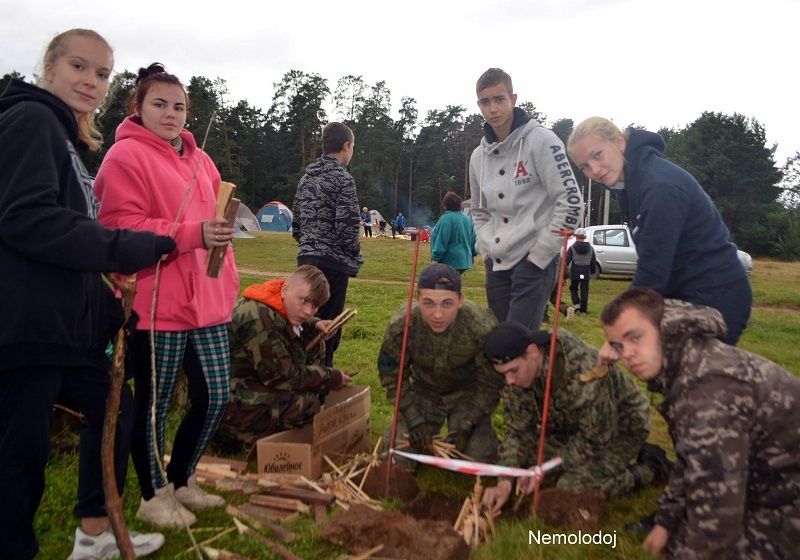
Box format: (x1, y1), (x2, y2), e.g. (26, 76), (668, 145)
(536, 488), (606, 532)
(321, 504), (470, 560)
(405, 492), (463, 525)
(355, 461), (419, 502)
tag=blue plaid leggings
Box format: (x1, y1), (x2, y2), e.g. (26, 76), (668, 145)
(130, 325), (230, 496)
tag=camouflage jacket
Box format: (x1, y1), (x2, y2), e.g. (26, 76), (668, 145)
(292, 154), (364, 276)
(652, 299), (800, 558)
(227, 297), (343, 405)
(378, 300), (503, 425)
(498, 330), (650, 473)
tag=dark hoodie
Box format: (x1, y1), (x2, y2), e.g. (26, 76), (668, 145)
(566, 240), (596, 280)
(614, 129), (748, 298)
(292, 154), (364, 276)
(0, 79), (165, 369)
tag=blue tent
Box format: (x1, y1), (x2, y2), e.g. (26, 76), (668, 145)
(256, 201), (293, 232)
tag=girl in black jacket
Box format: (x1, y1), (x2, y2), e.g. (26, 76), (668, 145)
(0, 29), (173, 559)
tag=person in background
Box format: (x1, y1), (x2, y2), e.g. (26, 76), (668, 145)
(0, 29), (171, 559)
(378, 264), (503, 463)
(601, 287), (800, 559)
(292, 122), (364, 367)
(214, 265), (353, 450)
(395, 211), (405, 235)
(568, 117), (752, 346)
(469, 68), (582, 330)
(481, 321), (670, 514)
(360, 206), (373, 238)
(430, 191), (477, 274)
(566, 228), (597, 317)
(94, 63), (239, 529)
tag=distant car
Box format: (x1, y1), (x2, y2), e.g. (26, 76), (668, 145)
(568, 224), (752, 277)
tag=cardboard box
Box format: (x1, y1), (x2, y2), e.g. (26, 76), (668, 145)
(256, 385), (371, 479)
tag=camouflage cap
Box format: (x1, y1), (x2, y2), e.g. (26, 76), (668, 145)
(484, 321), (550, 364)
(417, 263), (461, 293)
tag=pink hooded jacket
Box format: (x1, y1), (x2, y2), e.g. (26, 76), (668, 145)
(94, 116), (239, 330)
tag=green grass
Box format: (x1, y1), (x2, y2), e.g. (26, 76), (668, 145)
(37, 232), (800, 559)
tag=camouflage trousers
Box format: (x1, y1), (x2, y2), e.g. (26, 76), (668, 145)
(213, 390), (324, 449)
(667, 498), (800, 559)
(537, 430), (647, 499)
(381, 389), (498, 464)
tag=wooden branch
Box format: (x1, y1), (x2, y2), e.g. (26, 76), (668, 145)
(233, 518), (304, 560)
(202, 547), (256, 560)
(304, 308), (357, 351)
(102, 274), (137, 560)
(206, 182), (238, 278)
(226, 504), (295, 543)
(54, 403), (85, 421)
(348, 544), (385, 560)
(176, 526), (236, 557)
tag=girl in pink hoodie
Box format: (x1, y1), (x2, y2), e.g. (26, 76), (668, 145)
(94, 63), (239, 528)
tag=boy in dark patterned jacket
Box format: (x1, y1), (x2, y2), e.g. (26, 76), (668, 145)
(292, 122), (363, 367)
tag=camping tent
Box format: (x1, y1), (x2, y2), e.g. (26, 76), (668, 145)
(235, 204), (260, 232)
(256, 201), (293, 232)
(364, 208), (388, 236)
(233, 204), (260, 238)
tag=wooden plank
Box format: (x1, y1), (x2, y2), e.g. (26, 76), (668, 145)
(198, 454), (248, 473)
(261, 486), (335, 506)
(236, 502), (299, 523)
(250, 494), (310, 514)
(206, 183), (238, 278)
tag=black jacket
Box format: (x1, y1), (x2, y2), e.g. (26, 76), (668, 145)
(0, 79), (163, 369)
(566, 241), (596, 280)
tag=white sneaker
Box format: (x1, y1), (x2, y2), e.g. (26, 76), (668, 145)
(136, 485), (197, 528)
(174, 475), (225, 511)
(66, 525), (165, 559)
(565, 306), (575, 323)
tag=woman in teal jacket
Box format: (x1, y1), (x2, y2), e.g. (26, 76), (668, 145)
(431, 192), (478, 274)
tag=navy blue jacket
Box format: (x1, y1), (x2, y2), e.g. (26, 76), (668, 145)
(614, 129), (748, 298)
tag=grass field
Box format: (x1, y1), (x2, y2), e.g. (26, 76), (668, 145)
(37, 231), (800, 559)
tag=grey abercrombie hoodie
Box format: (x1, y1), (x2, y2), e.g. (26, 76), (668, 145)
(469, 108), (582, 271)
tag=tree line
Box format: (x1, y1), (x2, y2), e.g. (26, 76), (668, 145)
(3, 69), (798, 259)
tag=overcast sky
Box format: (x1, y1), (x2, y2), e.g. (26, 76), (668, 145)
(2, 0), (797, 164)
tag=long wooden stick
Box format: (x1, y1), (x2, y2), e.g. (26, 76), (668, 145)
(304, 308), (357, 351)
(532, 229), (573, 516)
(102, 274), (137, 559)
(385, 232), (422, 496)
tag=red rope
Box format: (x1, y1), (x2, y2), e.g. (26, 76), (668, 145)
(385, 232), (422, 496)
(533, 229), (573, 515)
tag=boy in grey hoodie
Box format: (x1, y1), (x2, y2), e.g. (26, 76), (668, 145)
(469, 68), (582, 329)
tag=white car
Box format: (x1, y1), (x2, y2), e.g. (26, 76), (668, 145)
(568, 225), (753, 277)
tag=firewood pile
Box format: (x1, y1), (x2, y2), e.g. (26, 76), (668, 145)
(396, 431), (474, 461)
(453, 476), (496, 547)
(298, 441), (384, 512)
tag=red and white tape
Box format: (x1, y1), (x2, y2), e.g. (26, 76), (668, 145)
(390, 449), (562, 479)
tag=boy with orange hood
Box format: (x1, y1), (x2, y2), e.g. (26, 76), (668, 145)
(214, 265), (353, 449)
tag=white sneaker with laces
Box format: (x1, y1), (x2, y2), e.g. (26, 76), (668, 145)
(565, 306), (575, 323)
(66, 525), (165, 559)
(174, 474), (226, 511)
(136, 484), (197, 528)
